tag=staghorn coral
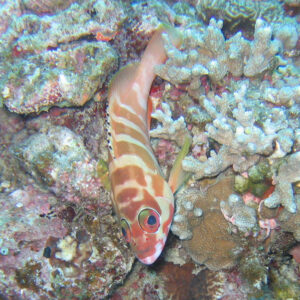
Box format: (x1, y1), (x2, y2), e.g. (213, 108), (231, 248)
(150, 102), (191, 147)
(262, 85), (300, 107)
(155, 18), (298, 92)
(243, 19), (280, 77)
(182, 81), (298, 182)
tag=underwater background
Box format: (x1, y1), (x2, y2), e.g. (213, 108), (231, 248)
(0, 0), (300, 299)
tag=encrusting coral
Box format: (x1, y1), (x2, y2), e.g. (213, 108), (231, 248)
(12, 125), (106, 207)
(172, 176), (244, 270)
(0, 0), (126, 113)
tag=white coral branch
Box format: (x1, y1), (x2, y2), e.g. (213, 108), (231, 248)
(150, 102), (191, 146)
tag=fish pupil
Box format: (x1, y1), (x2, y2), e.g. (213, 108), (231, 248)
(148, 215), (156, 225)
(121, 227), (127, 237)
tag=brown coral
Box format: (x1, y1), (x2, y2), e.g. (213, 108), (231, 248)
(184, 210), (241, 270)
(174, 176), (244, 270)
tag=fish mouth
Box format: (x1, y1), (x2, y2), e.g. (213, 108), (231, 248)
(138, 251), (161, 265)
(136, 240), (165, 265)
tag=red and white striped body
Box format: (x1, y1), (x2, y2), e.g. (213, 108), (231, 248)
(107, 25), (182, 264)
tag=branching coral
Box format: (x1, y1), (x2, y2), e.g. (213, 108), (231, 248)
(155, 18), (298, 92)
(150, 102), (191, 146)
(183, 83), (284, 179)
(264, 152), (300, 213)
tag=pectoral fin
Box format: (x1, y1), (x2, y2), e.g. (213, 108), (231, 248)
(168, 136), (192, 194)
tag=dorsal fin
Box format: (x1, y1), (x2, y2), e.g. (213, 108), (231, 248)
(108, 63), (139, 101)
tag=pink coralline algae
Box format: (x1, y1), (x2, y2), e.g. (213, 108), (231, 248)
(0, 184), (134, 299)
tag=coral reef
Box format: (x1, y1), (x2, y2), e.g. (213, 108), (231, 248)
(172, 176), (244, 270)
(0, 0), (299, 298)
(12, 125), (108, 209)
(4, 41), (117, 114)
(150, 102), (191, 146)
(181, 81), (298, 213)
(194, 0), (287, 30)
(155, 17), (298, 90)
(0, 0), (126, 113)
(264, 152), (300, 213)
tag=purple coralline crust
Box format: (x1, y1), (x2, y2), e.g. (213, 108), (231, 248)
(0, 107), (134, 298)
(0, 184), (134, 299)
(0, 185), (67, 297)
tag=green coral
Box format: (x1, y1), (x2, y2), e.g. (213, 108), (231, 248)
(234, 175), (249, 194)
(234, 161), (271, 196)
(248, 161), (271, 183)
(186, 106), (212, 125)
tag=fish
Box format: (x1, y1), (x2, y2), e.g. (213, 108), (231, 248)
(107, 24), (187, 264)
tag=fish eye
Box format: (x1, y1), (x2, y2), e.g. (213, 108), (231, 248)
(138, 208), (160, 233)
(120, 219), (131, 243)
